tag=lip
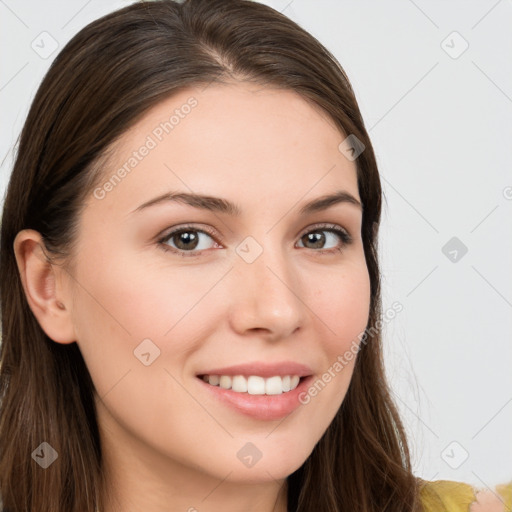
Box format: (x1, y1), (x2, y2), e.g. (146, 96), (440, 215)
(196, 374), (314, 421)
(196, 361), (313, 379)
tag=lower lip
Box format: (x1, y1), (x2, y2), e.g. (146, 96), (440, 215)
(196, 375), (314, 421)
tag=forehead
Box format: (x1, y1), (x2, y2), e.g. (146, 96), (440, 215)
(85, 82), (359, 218)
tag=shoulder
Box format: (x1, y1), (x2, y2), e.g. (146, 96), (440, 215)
(419, 479), (512, 512)
(470, 486), (509, 512)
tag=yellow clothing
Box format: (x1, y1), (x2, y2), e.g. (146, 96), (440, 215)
(420, 479), (512, 512)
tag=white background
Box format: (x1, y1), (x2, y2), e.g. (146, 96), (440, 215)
(1, 0), (511, 491)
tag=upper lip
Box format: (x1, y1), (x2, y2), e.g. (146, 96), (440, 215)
(197, 361), (313, 378)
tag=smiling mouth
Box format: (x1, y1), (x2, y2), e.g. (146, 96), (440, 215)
(197, 374), (307, 395)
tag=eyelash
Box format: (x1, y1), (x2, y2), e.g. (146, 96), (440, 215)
(157, 223), (353, 258)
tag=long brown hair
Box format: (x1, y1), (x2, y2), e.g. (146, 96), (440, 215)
(0, 0), (423, 510)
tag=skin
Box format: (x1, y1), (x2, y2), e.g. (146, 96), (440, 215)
(470, 489), (506, 512)
(14, 82), (371, 512)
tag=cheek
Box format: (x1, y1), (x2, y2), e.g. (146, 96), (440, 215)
(70, 256), (222, 438)
(299, 262), (371, 412)
(74, 246), (224, 335)
(70, 253), (229, 385)
(313, 261), (371, 349)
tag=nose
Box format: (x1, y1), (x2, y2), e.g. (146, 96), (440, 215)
(227, 243), (306, 341)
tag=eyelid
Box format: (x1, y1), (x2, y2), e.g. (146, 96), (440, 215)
(297, 222), (352, 242)
(156, 223), (218, 242)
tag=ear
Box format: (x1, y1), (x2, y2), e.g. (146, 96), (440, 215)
(13, 229), (76, 344)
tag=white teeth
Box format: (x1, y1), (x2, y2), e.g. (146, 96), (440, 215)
(265, 376), (283, 395)
(208, 375), (220, 386)
(203, 374), (302, 395)
(219, 375), (232, 389)
(232, 375), (248, 393)
(248, 376), (265, 395)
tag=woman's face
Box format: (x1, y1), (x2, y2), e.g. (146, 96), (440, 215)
(65, 82), (370, 486)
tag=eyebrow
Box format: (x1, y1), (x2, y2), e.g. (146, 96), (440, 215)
(131, 189), (363, 216)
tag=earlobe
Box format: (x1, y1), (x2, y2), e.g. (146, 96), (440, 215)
(13, 229), (76, 344)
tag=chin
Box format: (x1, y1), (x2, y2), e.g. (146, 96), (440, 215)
(220, 449), (311, 484)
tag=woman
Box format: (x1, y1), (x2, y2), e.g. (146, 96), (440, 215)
(0, 0), (509, 510)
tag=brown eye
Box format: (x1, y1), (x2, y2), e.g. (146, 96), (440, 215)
(300, 231), (327, 249)
(297, 225), (352, 253)
(167, 230), (201, 251)
(159, 225), (220, 257)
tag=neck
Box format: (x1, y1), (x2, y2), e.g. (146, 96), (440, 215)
(98, 468), (288, 512)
